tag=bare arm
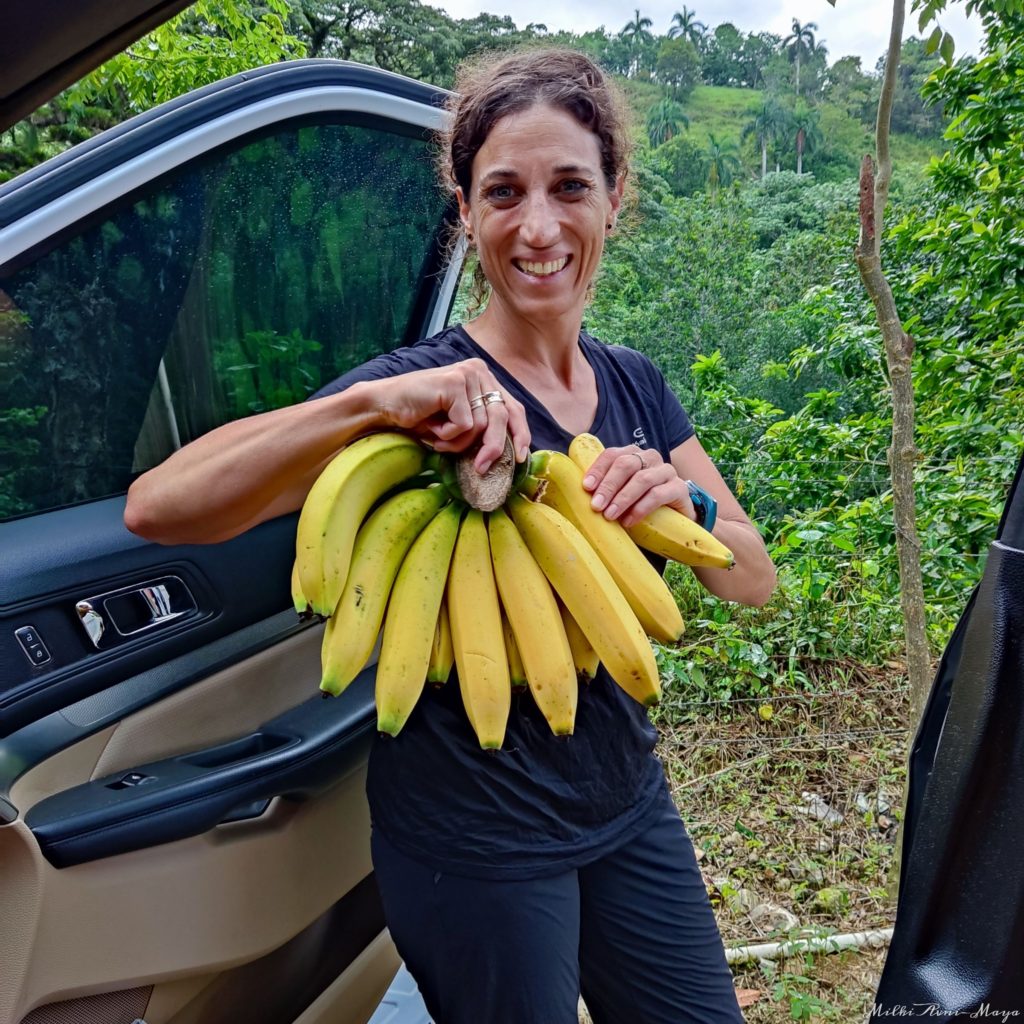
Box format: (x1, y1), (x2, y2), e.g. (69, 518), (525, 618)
(125, 359), (530, 546)
(580, 435), (777, 607)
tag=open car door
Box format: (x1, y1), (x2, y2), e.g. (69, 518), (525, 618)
(874, 451), (1024, 1010)
(0, 60), (458, 1024)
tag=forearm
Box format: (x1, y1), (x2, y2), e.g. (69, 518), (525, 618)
(125, 381), (380, 545)
(691, 518), (777, 607)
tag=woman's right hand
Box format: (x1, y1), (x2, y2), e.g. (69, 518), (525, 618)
(368, 359), (530, 474)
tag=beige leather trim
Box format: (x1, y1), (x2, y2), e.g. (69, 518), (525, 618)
(10, 624), (325, 812)
(290, 930), (400, 1024)
(1, 765), (371, 1024)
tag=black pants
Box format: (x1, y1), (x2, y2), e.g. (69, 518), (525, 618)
(371, 785), (745, 1024)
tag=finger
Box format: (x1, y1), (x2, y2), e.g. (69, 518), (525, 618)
(474, 404), (511, 473)
(504, 396), (532, 463)
(588, 450), (657, 513)
(619, 480), (691, 528)
(598, 462), (676, 521)
(580, 449), (620, 492)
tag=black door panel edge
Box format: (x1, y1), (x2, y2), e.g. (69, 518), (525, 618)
(0, 501), (300, 738)
(0, 608), (310, 799)
(25, 673), (377, 867)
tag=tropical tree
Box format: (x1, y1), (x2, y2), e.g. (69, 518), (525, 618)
(619, 9), (654, 77)
(667, 6), (706, 46)
(703, 133), (742, 192)
(782, 18), (818, 96)
(742, 99), (788, 177)
(791, 100), (822, 174)
(646, 98), (689, 147)
(655, 36), (701, 99)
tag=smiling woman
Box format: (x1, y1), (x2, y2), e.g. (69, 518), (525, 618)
(125, 46), (775, 1024)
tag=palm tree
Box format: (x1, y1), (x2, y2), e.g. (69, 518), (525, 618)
(667, 7), (706, 47)
(646, 99), (689, 147)
(782, 19), (818, 97)
(742, 100), (788, 178)
(619, 9), (654, 77)
(791, 101), (822, 174)
(703, 133), (741, 193)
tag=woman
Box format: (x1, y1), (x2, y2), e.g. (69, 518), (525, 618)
(126, 48), (775, 1024)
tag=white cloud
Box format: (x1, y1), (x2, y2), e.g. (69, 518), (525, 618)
(435, 0), (985, 66)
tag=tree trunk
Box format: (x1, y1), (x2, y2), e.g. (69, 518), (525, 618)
(761, 139), (767, 178)
(853, 0), (931, 895)
(797, 129), (804, 175)
(795, 51), (801, 96)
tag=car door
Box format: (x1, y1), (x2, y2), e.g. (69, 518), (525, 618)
(0, 60), (458, 1024)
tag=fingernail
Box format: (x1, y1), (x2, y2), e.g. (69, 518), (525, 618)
(478, 460), (492, 474)
(582, 475), (596, 490)
(519, 446), (530, 462)
(606, 503), (619, 518)
(592, 493), (607, 511)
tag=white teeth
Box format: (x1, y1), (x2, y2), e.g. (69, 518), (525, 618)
(517, 256), (568, 276)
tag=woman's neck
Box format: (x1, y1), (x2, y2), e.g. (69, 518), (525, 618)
(464, 301), (585, 387)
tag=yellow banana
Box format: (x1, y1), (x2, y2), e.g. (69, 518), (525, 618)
(507, 494), (660, 708)
(375, 502), (463, 736)
(291, 558), (309, 617)
(490, 509), (577, 734)
(296, 432), (427, 616)
(447, 510), (510, 749)
(320, 485), (446, 696)
(567, 433), (735, 570)
(558, 598), (600, 682)
(530, 451), (684, 644)
(427, 601), (454, 687)
(502, 612), (529, 694)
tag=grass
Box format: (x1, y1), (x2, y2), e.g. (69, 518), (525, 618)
(650, 666), (908, 1019)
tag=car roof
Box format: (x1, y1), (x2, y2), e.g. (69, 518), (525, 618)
(0, 0), (196, 131)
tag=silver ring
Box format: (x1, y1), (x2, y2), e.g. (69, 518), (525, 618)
(632, 450), (646, 471)
(470, 390), (504, 410)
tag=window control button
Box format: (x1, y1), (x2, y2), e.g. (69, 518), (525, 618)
(15, 626), (51, 667)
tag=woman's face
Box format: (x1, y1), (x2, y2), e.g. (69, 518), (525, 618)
(456, 103), (623, 324)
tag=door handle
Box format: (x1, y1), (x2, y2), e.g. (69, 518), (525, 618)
(76, 576), (197, 649)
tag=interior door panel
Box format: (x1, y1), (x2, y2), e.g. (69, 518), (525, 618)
(0, 60), (456, 1024)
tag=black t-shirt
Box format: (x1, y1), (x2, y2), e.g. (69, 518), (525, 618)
(313, 324), (695, 879)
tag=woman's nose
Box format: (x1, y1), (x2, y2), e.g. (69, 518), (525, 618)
(518, 192), (560, 248)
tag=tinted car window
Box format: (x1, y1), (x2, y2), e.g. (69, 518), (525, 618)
(0, 119), (448, 520)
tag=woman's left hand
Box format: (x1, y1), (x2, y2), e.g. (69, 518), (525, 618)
(580, 446), (694, 528)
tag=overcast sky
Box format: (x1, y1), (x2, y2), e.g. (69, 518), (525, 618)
(436, 0), (985, 68)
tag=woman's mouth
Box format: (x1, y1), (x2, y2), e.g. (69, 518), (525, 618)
(513, 255), (570, 278)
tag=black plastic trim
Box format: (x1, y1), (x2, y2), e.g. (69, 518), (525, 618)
(25, 671), (376, 867)
(0, 60), (449, 228)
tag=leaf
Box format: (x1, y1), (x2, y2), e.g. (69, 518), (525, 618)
(940, 31), (956, 64)
(925, 24), (943, 55)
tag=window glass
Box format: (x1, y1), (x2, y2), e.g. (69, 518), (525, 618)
(0, 119), (448, 520)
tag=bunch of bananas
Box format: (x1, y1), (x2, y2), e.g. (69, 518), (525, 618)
(291, 431), (733, 750)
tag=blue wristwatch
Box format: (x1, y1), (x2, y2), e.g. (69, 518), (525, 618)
(686, 480), (717, 533)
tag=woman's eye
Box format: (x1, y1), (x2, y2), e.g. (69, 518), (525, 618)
(487, 185), (515, 200)
(560, 179), (589, 194)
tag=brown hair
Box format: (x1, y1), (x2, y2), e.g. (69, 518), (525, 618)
(438, 47), (633, 312)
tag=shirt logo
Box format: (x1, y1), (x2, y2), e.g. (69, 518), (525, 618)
(633, 427), (648, 448)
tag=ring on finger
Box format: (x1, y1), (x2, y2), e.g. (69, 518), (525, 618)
(470, 390), (504, 410)
(631, 450), (646, 471)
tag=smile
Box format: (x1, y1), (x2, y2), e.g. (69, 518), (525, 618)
(513, 255), (570, 277)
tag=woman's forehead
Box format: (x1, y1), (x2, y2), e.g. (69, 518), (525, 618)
(474, 105), (602, 175)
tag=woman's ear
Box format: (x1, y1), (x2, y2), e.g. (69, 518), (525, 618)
(455, 186), (472, 238)
(609, 174), (625, 221)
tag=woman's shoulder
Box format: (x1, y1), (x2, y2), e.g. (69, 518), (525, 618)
(580, 331), (665, 388)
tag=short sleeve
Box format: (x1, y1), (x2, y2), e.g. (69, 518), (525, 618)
(646, 359), (694, 451)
